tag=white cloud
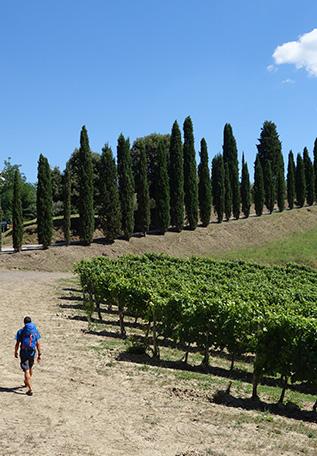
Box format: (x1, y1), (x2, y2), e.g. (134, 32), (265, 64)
(282, 78), (295, 84)
(267, 64), (277, 73)
(273, 29), (317, 76)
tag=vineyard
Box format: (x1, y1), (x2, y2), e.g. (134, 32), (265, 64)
(75, 253), (317, 410)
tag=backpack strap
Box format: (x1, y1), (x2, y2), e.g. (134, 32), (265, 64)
(19, 327), (26, 344)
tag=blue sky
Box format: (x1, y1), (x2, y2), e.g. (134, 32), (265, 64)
(1, 1), (317, 181)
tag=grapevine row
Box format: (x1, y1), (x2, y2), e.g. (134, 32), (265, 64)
(75, 254), (317, 407)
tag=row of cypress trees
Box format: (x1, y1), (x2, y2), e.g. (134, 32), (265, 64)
(253, 127), (317, 217)
(9, 119), (317, 250)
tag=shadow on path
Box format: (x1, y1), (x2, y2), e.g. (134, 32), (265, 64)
(0, 385), (25, 395)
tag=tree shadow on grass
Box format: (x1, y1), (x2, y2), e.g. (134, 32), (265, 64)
(59, 295), (83, 302)
(116, 350), (317, 396)
(211, 389), (317, 423)
(117, 351), (257, 381)
(82, 328), (125, 339)
(62, 287), (82, 293)
(68, 314), (147, 331)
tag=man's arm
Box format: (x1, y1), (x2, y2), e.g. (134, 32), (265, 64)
(14, 341), (19, 358)
(36, 341), (42, 361)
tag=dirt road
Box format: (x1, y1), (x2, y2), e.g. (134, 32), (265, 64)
(0, 271), (316, 456)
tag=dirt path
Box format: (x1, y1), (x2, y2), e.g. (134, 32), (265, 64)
(0, 272), (316, 456)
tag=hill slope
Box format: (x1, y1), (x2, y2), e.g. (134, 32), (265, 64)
(1, 206), (317, 272)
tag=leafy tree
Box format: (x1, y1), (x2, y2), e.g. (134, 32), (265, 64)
(37, 154), (53, 249)
(63, 164), (71, 246)
(223, 123), (240, 219)
(224, 162), (232, 221)
(287, 151), (296, 210)
(169, 121), (184, 231)
(183, 116), (198, 229)
(153, 141), (170, 233)
(241, 154), (251, 218)
(276, 153), (285, 212)
(78, 126), (94, 245)
(51, 166), (63, 202)
(295, 153), (306, 208)
(263, 160), (274, 213)
(12, 169), (23, 252)
(99, 145), (122, 242)
(0, 159), (36, 221)
(21, 183), (37, 220)
(254, 155), (264, 216)
(211, 154), (225, 223)
(198, 138), (212, 227)
(303, 147), (315, 206)
(117, 134), (134, 240)
(133, 144), (150, 234)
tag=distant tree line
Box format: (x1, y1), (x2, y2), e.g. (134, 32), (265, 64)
(6, 118), (317, 251)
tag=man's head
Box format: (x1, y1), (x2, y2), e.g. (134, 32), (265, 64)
(24, 316), (31, 325)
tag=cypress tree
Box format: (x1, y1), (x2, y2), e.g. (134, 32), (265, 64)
(223, 123), (240, 219)
(117, 134), (134, 240)
(37, 154), (53, 249)
(134, 144), (150, 235)
(224, 162), (232, 221)
(257, 121), (282, 186)
(263, 160), (274, 214)
(63, 164), (71, 246)
(153, 141), (170, 234)
(198, 138), (212, 227)
(78, 126), (94, 245)
(303, 147), (315, 206)
(183, 116), (198, 230)
(313, 139), (317, 202)
(0, 202), (2, 251)
(131, 133), (170, 230)
(99, 145), (122, 242)
(254, 155), (264, 216)
(287, 151), (296, 210)
(211, 154), (225, 223)
(276, 153), (285, 212)
(240, 154), (251, 218)
(295, 154), (306, 207)
(12, 169), (23, 252)
(169, 121), (184, 231)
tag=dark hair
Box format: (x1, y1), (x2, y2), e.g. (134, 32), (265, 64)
(24, 316), (31, 324)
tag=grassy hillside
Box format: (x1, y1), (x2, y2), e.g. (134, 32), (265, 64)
(1, 205), (317, 272)
(214, 226), (317, 268)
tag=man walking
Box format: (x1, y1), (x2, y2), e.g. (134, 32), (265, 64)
(14, 316), (42, 396)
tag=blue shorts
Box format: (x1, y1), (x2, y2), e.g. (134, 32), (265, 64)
(20, 356), (34, 372)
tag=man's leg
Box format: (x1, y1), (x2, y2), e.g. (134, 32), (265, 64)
(24, 369), (32, 393)
(24, 368), (32, 385)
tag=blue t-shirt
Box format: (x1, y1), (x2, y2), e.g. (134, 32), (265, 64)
(16, 322), (41, 358)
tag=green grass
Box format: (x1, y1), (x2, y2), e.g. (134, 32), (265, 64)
(90, 339), (126, 352)
(213, 227), (317, 268)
